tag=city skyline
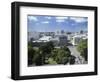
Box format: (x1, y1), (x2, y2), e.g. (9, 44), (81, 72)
(28, 15), (88, 32)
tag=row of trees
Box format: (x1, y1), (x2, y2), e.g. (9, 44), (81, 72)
(28, 41), (76, 66)
(28, 39), (88, 66)
(77, 39), (88, 61)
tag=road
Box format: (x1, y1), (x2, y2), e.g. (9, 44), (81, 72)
(68, 46), (86, 64)
(68, 46), (80, 57)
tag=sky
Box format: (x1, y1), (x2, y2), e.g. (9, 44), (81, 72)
(27, 15), (88, 32)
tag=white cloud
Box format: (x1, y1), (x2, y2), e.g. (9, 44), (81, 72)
(56, 17), (68, 22)
(56, 17), (68, 20)
(42, 21), (49, 24)
(28, 16), (38, 21)
(70, 17), (87, 23)
(71, 23), (75, 26)
(56, 19), (65, 22)
(45, 16), (52, 19)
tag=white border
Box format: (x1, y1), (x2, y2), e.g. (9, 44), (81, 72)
(20, 6), (95, 76)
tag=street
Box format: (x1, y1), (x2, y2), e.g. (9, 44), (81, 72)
(68, 45), (86, 64)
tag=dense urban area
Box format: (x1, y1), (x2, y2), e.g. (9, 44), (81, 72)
(28, 30), (88, 66)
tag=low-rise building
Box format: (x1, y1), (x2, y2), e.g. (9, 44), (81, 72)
(72, 34), (87, 46)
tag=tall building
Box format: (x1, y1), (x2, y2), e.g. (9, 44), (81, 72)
(59, 35), (68, 46)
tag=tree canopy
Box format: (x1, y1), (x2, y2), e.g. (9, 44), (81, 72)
(28, 41), (76, 66)
(77, 39), (88, 61)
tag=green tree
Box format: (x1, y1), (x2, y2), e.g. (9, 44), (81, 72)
(28, 46), (35, 65)
(51, 48), (59, 60)
(77, 39), (88, 61)
(63, 46), (71, 57)
(39, 41), (54, 64)
(51, 46), (71, 64)
(28, 41), (33, 47)
(69, 55), (76, 64)
(28, 45), (43, 66)
(39, 41), (54, 54)
(35, 53), (43, 66)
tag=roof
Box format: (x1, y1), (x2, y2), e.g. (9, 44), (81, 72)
(39, 36), (52, 41)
